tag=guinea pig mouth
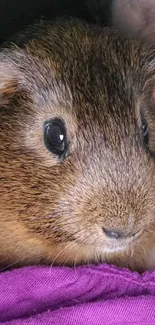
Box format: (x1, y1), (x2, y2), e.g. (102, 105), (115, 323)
(103, 229), (143, 253)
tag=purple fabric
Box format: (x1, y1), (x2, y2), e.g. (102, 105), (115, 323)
(0, 264), (155, 324)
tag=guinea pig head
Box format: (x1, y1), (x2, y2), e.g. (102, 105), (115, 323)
(0, 22), (155, 271)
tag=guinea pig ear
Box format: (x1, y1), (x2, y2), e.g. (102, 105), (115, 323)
(0, 60), (20, 105)
(112, 0), (155, 43)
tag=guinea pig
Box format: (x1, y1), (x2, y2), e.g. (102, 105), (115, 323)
(1, 18), (155, 272)
(87, 0), (155, 44)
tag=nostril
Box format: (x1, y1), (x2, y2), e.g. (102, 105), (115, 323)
(102, 227), (122, 239)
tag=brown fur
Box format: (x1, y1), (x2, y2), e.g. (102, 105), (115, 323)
(1, 18), (155, 272)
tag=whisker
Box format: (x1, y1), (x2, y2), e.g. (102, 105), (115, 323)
(0, 253), (31, 272)
(139, 243), (147, 258)
(50, 241), (76, 267)
(61, 242), (79, 266)
(128, 245), (134, 258)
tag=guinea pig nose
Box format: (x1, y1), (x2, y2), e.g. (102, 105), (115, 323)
(102, 227), (122, 239)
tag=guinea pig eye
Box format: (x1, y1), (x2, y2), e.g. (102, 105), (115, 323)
(141, 117), (149, 146)
(44, 118), (67, 156)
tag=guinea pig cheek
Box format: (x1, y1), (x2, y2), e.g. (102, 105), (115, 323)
(59, 187), (123, 257)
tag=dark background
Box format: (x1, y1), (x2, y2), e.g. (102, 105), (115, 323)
(0, 0), (112, 43)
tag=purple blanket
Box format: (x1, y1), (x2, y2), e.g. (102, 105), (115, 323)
(1, 264), (155, 324)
